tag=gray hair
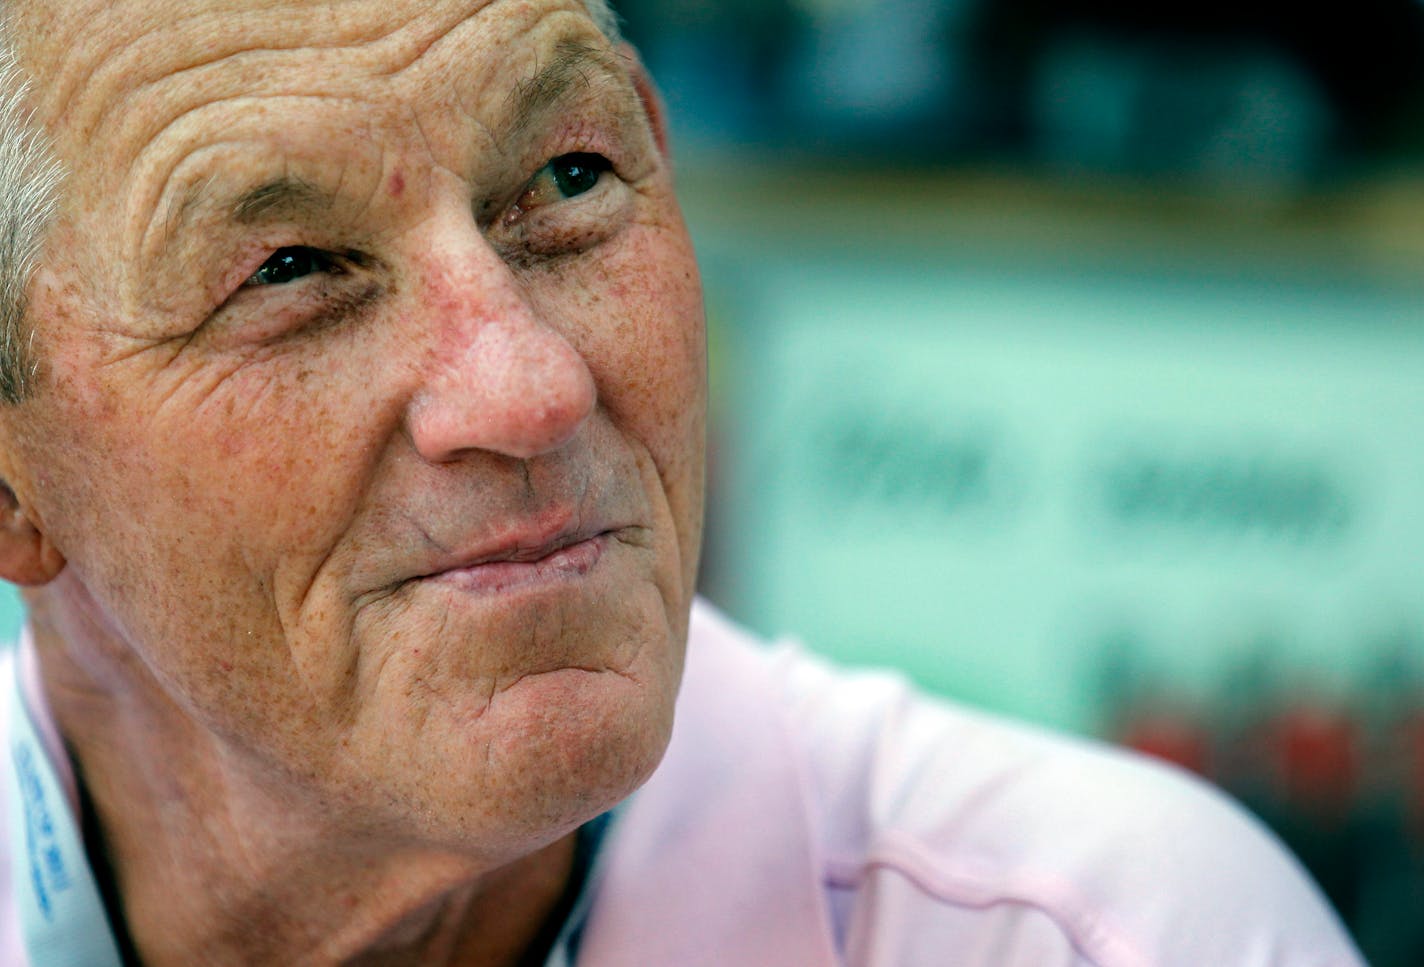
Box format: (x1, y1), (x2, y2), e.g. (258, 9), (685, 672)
(0, 0), (621, 403)
(0, 34), (62, 404)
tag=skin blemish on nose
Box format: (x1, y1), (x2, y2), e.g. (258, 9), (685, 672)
(387, 171), (406, 199)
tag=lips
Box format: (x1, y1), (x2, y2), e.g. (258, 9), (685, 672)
(411, 511), (619, 595)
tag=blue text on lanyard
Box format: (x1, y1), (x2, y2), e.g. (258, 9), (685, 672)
(6, 654), (123, 967)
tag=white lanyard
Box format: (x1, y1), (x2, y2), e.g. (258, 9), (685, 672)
(6, 655), (123, 967)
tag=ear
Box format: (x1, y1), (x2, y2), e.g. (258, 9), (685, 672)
(619, 43), (673, 159)
(0, 481), (64, 586)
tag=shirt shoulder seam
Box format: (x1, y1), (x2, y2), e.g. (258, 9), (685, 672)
(823, 830), (1147, 967)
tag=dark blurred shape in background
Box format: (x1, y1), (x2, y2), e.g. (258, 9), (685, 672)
(620, 0), (1424, 181)
(607, 1), (1424, 962)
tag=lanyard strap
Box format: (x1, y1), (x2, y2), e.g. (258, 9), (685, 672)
(6, 655), (123, 967)
(543, 808), (617, 967)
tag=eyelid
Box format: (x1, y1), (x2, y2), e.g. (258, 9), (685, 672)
(504, 153), (612, 224)
(522, 107), (656, 186)
(240, 246), (361, 289)
(210, 237), (313, 308)
(211, 245), (371, 324)
(473, 101), (653, 229)
(495, 175), (634, 264)
(200, 250), (382, 348)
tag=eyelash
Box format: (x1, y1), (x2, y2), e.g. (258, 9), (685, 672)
(510, 151), (607, 214)
(242, 247), (346, 288)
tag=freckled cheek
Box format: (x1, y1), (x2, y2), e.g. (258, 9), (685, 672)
(193, 379), (381, 543)
(64, 368), (381, 562)
(568, 234), (707, 422)
(564, 231), (707, 569)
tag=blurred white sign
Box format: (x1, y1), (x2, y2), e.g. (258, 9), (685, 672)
(717, 257), (1424, 731)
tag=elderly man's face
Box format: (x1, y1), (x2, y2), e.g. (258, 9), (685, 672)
(3, 0), (704, 849)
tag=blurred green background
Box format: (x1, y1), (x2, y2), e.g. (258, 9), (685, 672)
(694, 170), (1424, 735)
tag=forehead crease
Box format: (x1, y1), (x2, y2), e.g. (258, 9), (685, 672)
(133, 8), (619, 259)
(34, 2), (466, 146)
(170, 37), (621, 211)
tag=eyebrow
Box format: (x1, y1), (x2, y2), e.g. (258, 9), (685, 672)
(166, 39), (635, 243)
(506, 40), (630, 140)
(232, 176), (331, 225)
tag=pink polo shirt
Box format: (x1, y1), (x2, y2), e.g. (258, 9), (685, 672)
(0, 602), (1366, 965)
(579, 602), (1364, 965)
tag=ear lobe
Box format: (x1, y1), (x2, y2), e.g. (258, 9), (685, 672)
(620, 44), (673, 158)
(0, 482), (64, 587)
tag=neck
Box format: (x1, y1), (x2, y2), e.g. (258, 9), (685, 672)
(25, 612), (582, 967)
(83, 784), (579, 967)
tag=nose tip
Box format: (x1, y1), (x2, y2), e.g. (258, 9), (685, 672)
(406, 311), (597, 464)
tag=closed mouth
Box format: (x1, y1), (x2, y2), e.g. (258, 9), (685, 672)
(419, 530), (613, 593)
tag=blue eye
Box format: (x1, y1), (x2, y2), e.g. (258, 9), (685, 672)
(513, 154), (613, 218)
(548, 153), (609, 199)
(245, 247), (337, 287)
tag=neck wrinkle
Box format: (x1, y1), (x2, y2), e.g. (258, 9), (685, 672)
(24, 611), (579, 967)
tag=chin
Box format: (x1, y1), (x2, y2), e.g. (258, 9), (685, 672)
(490, 665), (676, 813)
(370, 665), (677, 857)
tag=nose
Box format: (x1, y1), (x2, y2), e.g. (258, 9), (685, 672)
(405, 246), (596, 464)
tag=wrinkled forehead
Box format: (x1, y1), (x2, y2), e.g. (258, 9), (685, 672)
(8, 0), (616, 132)
(0, 0), (648, 358)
